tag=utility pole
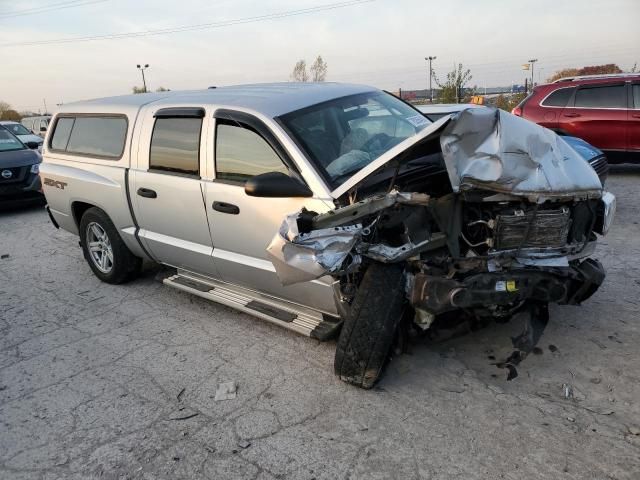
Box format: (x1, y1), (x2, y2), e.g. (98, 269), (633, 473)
(137, 64), (149, 92)
(528, 58), (538, 91)
(425, 56), (436, 103)
(43, 98), (48, 114)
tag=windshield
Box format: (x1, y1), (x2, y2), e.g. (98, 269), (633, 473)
(0, 129), (25, 152)
(279, 91), (431, 188)
(3, 123), (31, 136)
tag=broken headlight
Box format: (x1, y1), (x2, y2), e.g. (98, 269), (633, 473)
(594, 191), (616, 236)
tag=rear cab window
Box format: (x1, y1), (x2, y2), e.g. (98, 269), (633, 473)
(574, 84), (626, 108)
(49, 115), (128, 159)
(149, 115), (203, 177)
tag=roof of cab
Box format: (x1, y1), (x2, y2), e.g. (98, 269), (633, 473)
(55, 82), (378, 118)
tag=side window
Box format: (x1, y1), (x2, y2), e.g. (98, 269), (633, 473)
(50, 116), (127, 158)
(215, 123), (288, 183)
(50, 117), (75, 150)
(541, 87), (575, 107)
(633, 85), (640, 109)
(149, 117), (202, 176)
(574, 85), (626, 108)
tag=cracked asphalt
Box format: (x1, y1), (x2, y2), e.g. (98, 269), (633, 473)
(1, 168), (640, 480)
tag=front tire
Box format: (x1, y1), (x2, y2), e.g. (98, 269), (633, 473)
(334, 262), (406, 389)
(79, 207), (142, 284)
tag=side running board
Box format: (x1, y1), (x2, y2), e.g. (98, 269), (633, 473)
(163, 272), (342, 341)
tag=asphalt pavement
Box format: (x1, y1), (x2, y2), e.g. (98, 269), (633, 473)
(1, 167), (639, 480)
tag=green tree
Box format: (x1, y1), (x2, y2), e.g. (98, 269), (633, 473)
(132, 86), (146, 94)
(156, 86), (170, 92)
(435, 63), (472, 103)
(494, 93), (527, 112)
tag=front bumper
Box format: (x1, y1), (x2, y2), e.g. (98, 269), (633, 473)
(410, 258), (605, 314)
(0, 171), (43, 207)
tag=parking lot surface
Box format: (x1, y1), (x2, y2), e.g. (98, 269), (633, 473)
(1, 168), (639, 480)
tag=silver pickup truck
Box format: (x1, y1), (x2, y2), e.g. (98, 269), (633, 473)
(41, 83), (615, 388)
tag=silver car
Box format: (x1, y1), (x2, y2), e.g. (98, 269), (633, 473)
(41, 83), (615, 388)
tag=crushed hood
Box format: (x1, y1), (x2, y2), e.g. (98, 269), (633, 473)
(332, 108), (603, 202)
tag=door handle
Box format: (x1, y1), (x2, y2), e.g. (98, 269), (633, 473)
(137, 187), (157, 198)
(563, 113), (581, 118)
(212, 201), (240, 215)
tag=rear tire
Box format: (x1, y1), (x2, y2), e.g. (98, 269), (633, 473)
(79, 207), (142, 284)
(334, 262), (406, 389)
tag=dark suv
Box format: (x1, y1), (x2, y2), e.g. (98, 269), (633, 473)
(0, 125), (43, 207)
(513, 73), (640, 162)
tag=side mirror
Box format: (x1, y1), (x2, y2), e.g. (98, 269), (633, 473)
(245, 172), (313, 198)
(26, 141), (40, 150)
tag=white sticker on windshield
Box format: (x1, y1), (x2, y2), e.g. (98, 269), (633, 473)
(406, 114), (429, 128)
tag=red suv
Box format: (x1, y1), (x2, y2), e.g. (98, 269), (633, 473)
(513, 74), (640, 162)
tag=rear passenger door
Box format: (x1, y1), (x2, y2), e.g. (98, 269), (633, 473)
(131, 107), (218, 276)
(560, 83), (627, 151)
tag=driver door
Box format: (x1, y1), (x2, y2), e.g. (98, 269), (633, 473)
(204, 114), (336, 314)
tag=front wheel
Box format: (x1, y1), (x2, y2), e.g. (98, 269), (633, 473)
(79, 207), (142, 284)
(334, 262), (406, 389)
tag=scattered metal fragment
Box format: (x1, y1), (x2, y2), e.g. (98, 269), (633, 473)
(237, 440), (251, 449)
(566, 416), (575, 423)
(628, 426), (640, 436)
(496, 302), (549, 381)
(214, 381), (237, 401)
(563, 383), (574, 399)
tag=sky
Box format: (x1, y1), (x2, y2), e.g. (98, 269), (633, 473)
(0, 0), (638, 113)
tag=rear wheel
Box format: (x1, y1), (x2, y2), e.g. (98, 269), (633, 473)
(334, 262), (406, 389)
(79, 207), (141, 284)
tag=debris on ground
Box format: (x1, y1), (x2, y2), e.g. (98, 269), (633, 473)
(1, 254), (9, 259)
(176, 387), (185, 401)
(168, 412), (199, 421)
(237, 440), (251, 449)
(582, 406), (614, 415)
(563, 383), (574, 399)
(214, 381), (237, 401)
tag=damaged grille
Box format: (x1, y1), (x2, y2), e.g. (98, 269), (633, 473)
(494, 208), (571, 250)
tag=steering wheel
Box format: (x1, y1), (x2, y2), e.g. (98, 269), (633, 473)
(361, 133), (393, 152)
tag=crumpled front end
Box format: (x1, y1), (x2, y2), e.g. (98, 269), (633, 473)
(267, 108), (614, 369)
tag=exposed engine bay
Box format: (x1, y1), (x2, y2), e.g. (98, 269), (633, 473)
(267, 108), (616, 379)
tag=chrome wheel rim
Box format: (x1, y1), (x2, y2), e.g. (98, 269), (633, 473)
(86, 222), (113, 274)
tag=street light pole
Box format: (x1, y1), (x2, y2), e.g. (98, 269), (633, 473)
(136, 64), (149, 92)
(425, 56), (436, 103)
(528, 59), (538, 91)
